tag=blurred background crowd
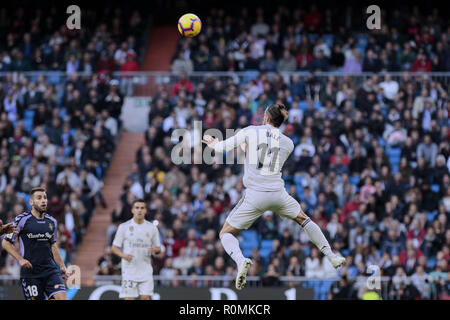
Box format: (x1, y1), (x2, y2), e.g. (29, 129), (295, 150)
(0, 1), (448, 300)
(0, 4), (146, 274)
(99, 5), (449, 300)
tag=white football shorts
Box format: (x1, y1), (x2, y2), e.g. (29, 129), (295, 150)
(119, 278), (154, 298)
(226, 189), (301, 230)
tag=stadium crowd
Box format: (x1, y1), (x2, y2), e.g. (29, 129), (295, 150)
(0, 5), (146, 275)
(171, 5), (450, 73)
(0, 2), (448, 300)
(98, 5), (450, 300)
(100, 69), (450, 299)
(0, 5), (143, 96)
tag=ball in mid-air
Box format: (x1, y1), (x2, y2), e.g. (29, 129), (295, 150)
(178, 13), (202, 37)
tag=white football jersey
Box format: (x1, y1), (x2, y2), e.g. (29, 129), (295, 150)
(112, 219), (161, 281)
(213, 124), (294, 192)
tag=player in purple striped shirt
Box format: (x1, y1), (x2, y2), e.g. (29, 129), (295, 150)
(2, 187), (69, 300)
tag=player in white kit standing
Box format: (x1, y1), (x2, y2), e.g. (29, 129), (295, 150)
(202, 103), (346, 290)
(112, 199), (161, 299)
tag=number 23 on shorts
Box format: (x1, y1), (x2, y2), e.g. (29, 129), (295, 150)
(122, 280), (137, 288)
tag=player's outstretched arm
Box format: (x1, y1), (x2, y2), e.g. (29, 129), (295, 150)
(1, 239), (32, 268)
(0, 220), (17, 235)
(202, 128), (247, 153)
(51, 243), (68, 279)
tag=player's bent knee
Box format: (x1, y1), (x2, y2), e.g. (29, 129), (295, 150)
(219, 223), (240, 238)
(293, 211), (308, 225)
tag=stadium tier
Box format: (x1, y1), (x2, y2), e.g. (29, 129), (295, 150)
(0, 1), (449, 301)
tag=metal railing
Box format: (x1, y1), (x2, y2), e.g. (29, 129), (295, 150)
(1, 71), (450, 98)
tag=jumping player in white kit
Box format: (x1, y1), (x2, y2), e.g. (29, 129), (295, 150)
(112, 199), (161, 299)
(202, 103), (345, 290)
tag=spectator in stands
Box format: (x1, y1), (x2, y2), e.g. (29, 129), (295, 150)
(171, 72), (194, 97)
(86, 4), (450, 295)
(251, 13), (270, 37)
(342, 48), (362, 74)
(120, 51), (139, 96)
(412, 51), (432, 72)
(362, 49), (381, 72)
(259, 50), (277, 72)
(309, 50), (329, 72)
(296, 47), (313, 71)
(172, 51), (194, 74)
(305, 247), (324, 278)
(417, 134), (438, 167)
(277, 50), (297, 72)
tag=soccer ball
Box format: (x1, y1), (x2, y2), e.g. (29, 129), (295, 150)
(178, 13), (202, 37)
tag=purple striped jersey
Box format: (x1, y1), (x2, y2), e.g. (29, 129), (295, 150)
(4, 212), (60, 278)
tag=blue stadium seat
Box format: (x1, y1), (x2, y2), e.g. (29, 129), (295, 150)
(431, 184), (440, 193)
(242, 70), (259, 84)
(312, 281), (323, 300)
(242, 230), (259, 244)
(29, 76), (38, 83)
(308, 33), (319, 43)
(16, 192), (31, 209)
(299, 101), (308, 111)
(57, 90), (64, 107)
(47, 74), (61, 85)
(296, 187), (304, 200)
(386, 148), (401, 174)
(24, 110), (35, 120)
(259, 240), (273, 263)
(243, 248), (253, 257)
(64, 147), (73, 157)
(241, 240), (258, 250)
(356, 44), (366, 54)
(427, 258), (437, 269)
(349, 176), (360, 186)
(386, 148), (401, 158)
(303, 247), (310, 257)
(23, 118), (34, 133)
(241, 231), (259, 257)
(294, 175), (304, 186)
(60, 108), (67, 118)
(314, 101), (322, 109)
(356, 34), (369, 51)
(322, 34), (334, 48)
(59, 248), (67, 264)
(260, 239), (273, 250)
(426, 211), (437, 222)
(391, 163), (399, 174)
(319, 280), (334, 300)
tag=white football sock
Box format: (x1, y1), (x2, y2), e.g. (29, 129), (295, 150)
(220, 232), (245, 267)
(301, 218), (333, 257)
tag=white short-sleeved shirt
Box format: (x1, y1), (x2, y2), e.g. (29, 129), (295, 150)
(112, 219), (161, 282)
(213, 124), (294, 192)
